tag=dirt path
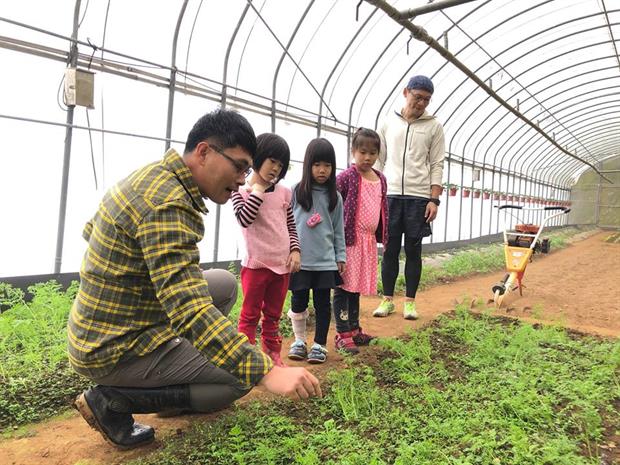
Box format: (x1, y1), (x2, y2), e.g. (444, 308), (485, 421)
(2, 230), (619, 465)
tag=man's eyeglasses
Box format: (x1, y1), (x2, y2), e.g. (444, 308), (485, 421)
(410, 93), (431, 104)
(210, 144), (252, 177)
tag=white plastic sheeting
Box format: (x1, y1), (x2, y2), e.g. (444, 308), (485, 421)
(0, 0), (618, 276)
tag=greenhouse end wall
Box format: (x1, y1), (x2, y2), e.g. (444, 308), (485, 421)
(569, 156), (620, 228)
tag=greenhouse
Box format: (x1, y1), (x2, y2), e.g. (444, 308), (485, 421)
(0, 1), (618, 464)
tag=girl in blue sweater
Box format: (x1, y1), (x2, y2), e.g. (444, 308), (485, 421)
(288, 138), (346, 364)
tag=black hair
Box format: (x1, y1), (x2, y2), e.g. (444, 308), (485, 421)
(351, 127), (381, 152)
(295, 138), (338, 212)
(253, 133), (290, 181)
(184, 108), (256, 156)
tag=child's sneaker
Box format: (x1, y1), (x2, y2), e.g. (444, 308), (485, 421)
(334, 332), (360, 355)
(403, 301), (419, 320)
(373, 298), (395, 317)
(287, 340), (307, 361)
(351, 327), (374, 346)
(307, 343), (328, 364)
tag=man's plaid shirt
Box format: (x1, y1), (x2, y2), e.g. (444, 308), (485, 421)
(67, 149), (273, 386)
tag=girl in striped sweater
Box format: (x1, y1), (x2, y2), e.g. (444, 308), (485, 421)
(231, 133), (301, 367)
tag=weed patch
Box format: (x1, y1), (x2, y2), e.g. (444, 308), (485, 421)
(0, 281), (92, 430)
(0, 226), (603, 434)
(129, 308), (619, 465)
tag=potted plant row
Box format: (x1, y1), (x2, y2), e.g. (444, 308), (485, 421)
(440, 186), (571, 206)
(443, 183), (459, 196)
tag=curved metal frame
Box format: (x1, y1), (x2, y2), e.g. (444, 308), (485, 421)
(245, 0), (336, 121)
(521, 99), (620, 186)
(1, 0), (618, 276)
(446, 18), (617, 173)
(164, 0), (189, 151)
(503, 70), (619, 182)
(502, 84), (620, 191)
(347, 28), (403, 149)
(271, 1), (314, 132)
(222, 4), (252, 109)
(477, 43), (616, 179)
(437, 11), (618, 237)
(316, 6), (379, 136)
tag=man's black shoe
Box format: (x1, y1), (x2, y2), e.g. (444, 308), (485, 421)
(74, 386), (155, 450)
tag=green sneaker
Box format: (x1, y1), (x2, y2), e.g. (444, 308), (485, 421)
(373, 298), (395, 317)
(403, 301), (419, 320)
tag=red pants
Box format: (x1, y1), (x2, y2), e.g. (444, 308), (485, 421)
(238, 267), (289, 352)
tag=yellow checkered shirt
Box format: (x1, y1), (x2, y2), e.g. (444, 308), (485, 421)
(67, 149), (272, 386)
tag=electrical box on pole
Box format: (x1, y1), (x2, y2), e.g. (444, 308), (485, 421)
(64, 68), (95, 108)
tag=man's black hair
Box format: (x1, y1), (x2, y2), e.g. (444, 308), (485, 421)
(184, 109), (256, 156)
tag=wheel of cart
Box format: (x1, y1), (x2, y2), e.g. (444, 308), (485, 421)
(492, 204), (570, 308)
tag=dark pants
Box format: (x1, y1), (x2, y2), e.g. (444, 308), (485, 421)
(92, 269), (250, 413)
(382, 196), (431, 299)
(290, 288), (332, 345)
(382, 236), (423, 298)
(332, 288), (360, 333)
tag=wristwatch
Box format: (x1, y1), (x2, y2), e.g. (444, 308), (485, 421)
(429, 198), (441, 206)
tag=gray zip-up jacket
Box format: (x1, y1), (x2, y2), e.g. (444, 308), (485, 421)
(291, 183), (346, 271)
(376, 110), (445, 197)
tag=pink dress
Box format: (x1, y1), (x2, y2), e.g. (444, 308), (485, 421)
(340, 177), (382, 295)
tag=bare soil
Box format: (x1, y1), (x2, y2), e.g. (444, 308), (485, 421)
(1, 230), (618, 465)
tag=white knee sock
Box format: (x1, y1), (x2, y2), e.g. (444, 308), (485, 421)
(287, 308), (308, 343)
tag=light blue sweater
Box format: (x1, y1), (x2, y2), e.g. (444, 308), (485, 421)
(291, 183), (346, 271)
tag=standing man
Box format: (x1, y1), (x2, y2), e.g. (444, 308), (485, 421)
(373, 75), (445, 320)
(68, 109), (321, 450)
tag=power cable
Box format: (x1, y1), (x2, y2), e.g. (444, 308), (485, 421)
(85, 109), (98, 189)
(84, 40), (98, 191)
(100, 0), (111, 188)
(77, 0), (90, 28)
(56, 74), (67, 111)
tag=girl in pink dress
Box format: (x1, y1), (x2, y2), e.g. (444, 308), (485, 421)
(334, 128), (388, 354)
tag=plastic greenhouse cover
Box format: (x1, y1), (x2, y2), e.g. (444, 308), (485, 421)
(0, 0), (617, 276)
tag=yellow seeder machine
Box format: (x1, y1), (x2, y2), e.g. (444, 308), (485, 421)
(492, 205), (570, 308)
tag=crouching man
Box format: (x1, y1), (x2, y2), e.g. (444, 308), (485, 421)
(68, 109), (321, 449)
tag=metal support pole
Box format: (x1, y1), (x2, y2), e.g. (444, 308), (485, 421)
(401, 0), (478, 19)
(53, 0), (81, 274)
(216, 5), (251, 263)
(595, 162), (603, 225)
(164, 0), (189, 151)
(272, 1), (314, 132)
